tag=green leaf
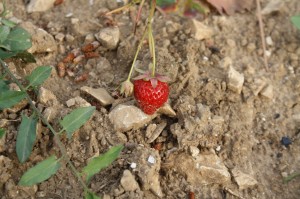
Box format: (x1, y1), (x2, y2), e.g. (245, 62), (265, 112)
(283, 172), (300, 183)
(291, 15), (300, 30)
(0, 26), (10, 43)
(0, 48), (18, 59)
(0, 90), (26, 110)
(60, 106), (95, 139)
(82, 145), (123, 183)
(1, 19), (17, 28)
(15, 51), (36, 63)
(26, 66), (51, 87)
(2, 27), (31, 52)
(0, 128), (5, 139)
(85, 191), (101, 199)
(19, 155), (61, 186)
(0, 79), (9, 92)
(156, 0), (176, 7)
(16, 114), (38, 163)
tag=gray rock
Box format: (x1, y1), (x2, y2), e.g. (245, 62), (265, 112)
(20, 22), (57, 53)
(127, 145), (163, 198)
(81, 86), (114, 106)
(173, 151), (231, 186)
(260, 84), (273, 100)
(227, 66), (244, 94)
(96, 27), (120, 50)
(109, 104), (157, 132)
(189, 19), (214, 41)
(38, 87), (58, 106)
(146, 121), (167, 143)
(157, 103), (176, 117)
(120, 170), (139, 192)
(232, 168), (258, 190)
(67, 96), (91, 108)
(26, 0), (56, 13)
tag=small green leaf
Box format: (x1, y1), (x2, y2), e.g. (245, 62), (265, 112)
(1, 19), (16, 28)
(15, 51), (36, 63)
(156, 0), (176, 7)
(60, 106), (95, 139)
(16, 114), (38, 163)
(0, 79), (10, 92)
(2, 27), (31, 52)
(0, 48), (18, 59)
(82, 145), (123, 183)
(291, 15), (300, 30)
(19, 155), (61, 186)
(0, 128), (5, 139)
(26, 66), (52, 87)
(283, 172), (300, 183)
(0, 26), (10, 43)
(85, 191), (101, 199)
(0, 90), (26, 110)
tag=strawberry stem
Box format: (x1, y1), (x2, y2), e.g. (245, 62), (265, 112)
(148, 0), (156, 77)
(127, 0), (157, 81)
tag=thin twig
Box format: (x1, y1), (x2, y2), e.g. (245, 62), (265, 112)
(256, 0), (268, 71)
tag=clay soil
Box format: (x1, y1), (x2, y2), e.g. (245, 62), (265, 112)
(1, 0), (300, 198)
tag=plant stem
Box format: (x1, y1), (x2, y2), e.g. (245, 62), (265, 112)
(0, 59), (89, 192)
(148, 0), (156, 77)
(126, 0), (157, 81)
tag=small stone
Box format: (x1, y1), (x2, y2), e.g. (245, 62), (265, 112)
(81, 86), (114, 106)
(20, 22), (57, 53)
(85, 33), (95, 44)
(232, 168), (258, 190)
(73, 96), (91, 107)
(43, 107), (57, 123)
(65, 34), (75, 42)
(55, 33), (65, 42)
(147, 155), (156, 164)
(109, 104), (157, 132)
(26, 0), (56, 13)
(250, 78), (267, 96)
(38, 87), (58, 106)
(71, 18), (79, 24)
(215, 145), (221, 152)
(120, 170), (139, 192)
(260, 84), (273, 99)
(7, 99), (28, 113)
(189, 146), (200, 157)
(102, 194), (111, 199)
(227, 66), (244, 94)
(189, 19), (214, 41)
(266, 36), (273, 46)
(261, 0), (284, 15)
(146, 122), (167, 143)
(130, 162), (137, 169)
(281, 137), (292, 147)
(96, 27), (120, 50)
(157, 103), (176, 117)
(66, 98), (76, 107)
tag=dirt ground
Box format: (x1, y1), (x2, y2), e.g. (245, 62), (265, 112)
(1, 0), (300, 198)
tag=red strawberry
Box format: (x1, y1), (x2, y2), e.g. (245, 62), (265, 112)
(133, 79), (169, 115)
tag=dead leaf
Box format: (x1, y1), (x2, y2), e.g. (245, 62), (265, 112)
(206, 0), (254, 15)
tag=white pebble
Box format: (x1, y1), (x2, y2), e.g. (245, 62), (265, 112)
(147, 155), (156, 164)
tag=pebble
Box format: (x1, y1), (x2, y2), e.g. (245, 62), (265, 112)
(189, 146), (200, 157)
(120, 170), (139, 192)
(281, 137), (292, 147)
(66, 96), (91, 108)
(147, 155), (156, 164)
(189, 19), (214, 41)
(26, 0), (56, 13)
(157, 103), (176, 117)
(130, 162), (137, 169)
(109, 104), (157, 132)
(251, 78), (267, 96)
(261, 0), (284, 15)
(266, 36), (273, 46)
(80, 86), (114, 106)
(55, 33), (65, 42)
(232, 168), (258, 190)
(227, 66), (244, 94)
(20, 22), (57, 53)
(96, 27), (120, 50)
(65, 34), (75, 42)
(260, 84), (273, 100)
(146, 122), (167, 143)
(38, 87), (58, 106)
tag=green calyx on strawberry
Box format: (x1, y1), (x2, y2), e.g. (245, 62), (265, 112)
(133, 71), (170, 115)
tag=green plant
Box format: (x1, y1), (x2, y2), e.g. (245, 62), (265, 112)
(291, 15), (300, 30)
(0, 2), (123, 198)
